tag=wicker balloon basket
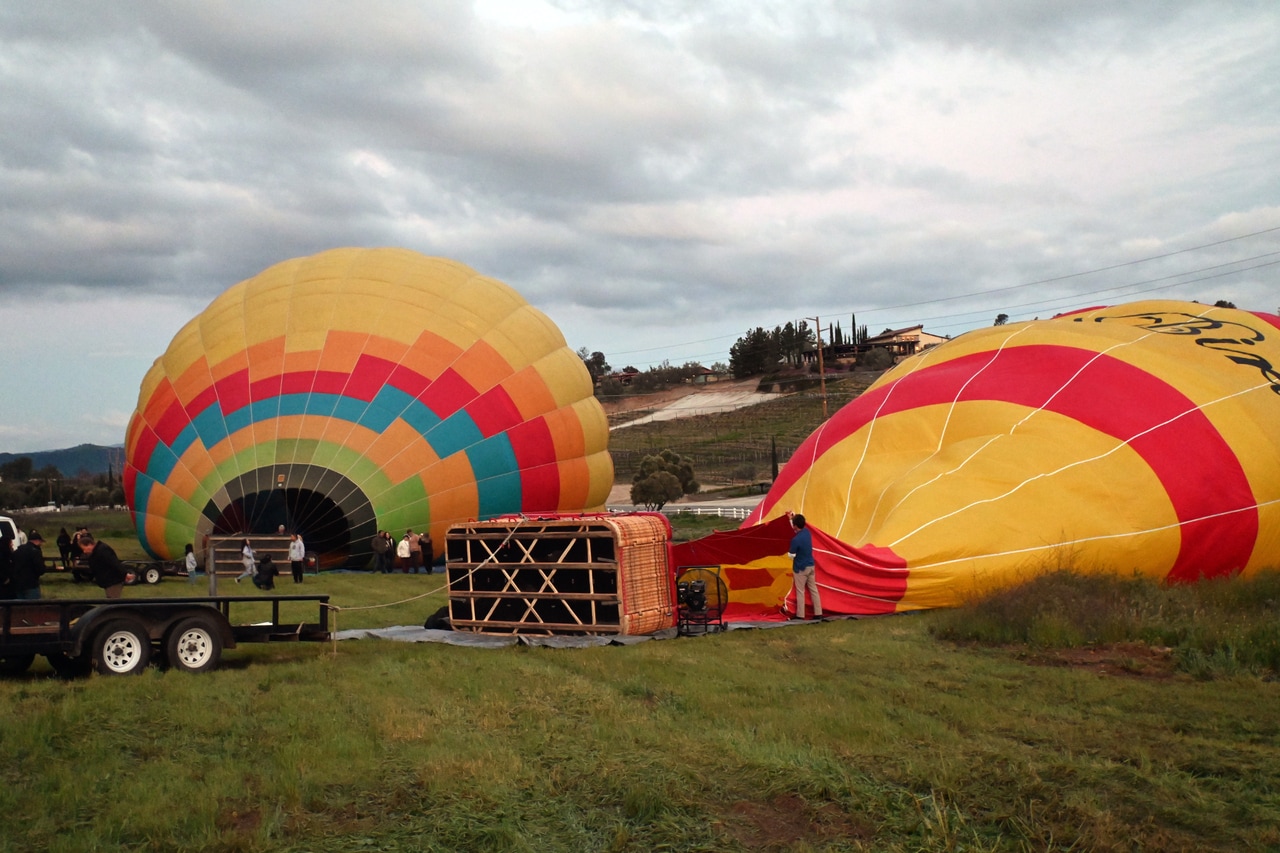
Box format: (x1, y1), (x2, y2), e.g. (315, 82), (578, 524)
(445, 513), (677, 636)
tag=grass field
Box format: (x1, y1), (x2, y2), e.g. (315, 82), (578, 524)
(4, 551), (1280, 851)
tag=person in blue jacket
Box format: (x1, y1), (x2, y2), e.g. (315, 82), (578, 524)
(787, 513), (822, 620)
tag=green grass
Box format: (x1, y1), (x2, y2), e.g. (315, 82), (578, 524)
(5, 565), (1280, 851)
(931, 568), (1280, 679)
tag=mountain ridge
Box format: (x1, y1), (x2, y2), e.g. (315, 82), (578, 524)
(0, 444), (122, 477)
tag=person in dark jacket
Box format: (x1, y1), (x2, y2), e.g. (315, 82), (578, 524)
(56, 528), (73, 569)
(11, 529), (48, 599)
(252, 555), (279, 590)
(77, 532), (128, 598)
(0, 526), (13, 599)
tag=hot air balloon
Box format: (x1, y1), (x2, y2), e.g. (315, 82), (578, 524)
(124, 248), (612, 567)
(681, 301), (1280, 618)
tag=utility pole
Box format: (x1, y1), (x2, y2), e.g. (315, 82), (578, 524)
(809, 316), (828, 419)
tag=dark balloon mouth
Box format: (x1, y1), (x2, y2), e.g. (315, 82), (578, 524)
(202, 465), (378, 569)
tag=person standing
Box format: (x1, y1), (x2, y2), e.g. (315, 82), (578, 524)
(418, 531), (434, 574)
(12, 529), (47, 599)
(396, 533), (411, 572)
(787, 513), (822, 620)
(235, 538), (256, 584)
(56, 527), (73, 569)
(77, 532), (128, 599)
(288, 533), (306, 583)
(185, 543), (200, 584)
(371, 530), (391, 573)
(407, 530), (422, 574)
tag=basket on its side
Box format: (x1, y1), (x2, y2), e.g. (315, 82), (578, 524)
(445, 514), (677, 635)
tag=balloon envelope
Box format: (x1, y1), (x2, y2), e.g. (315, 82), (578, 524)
(732, 301), (1280, 614)
(125, 248), (612, 566)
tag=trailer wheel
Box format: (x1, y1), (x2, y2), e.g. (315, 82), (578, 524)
(0, 653), (35, 676)
(165, 615), (223, 673)
(93, 617), (152, 675)
(143, 565), (163, 585)
(46, 652), (91, 679)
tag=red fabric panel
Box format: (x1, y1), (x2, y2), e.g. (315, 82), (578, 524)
(506, 418), (558, 468)
(389, 364), (432, 400)
(345, 355), (397, 402)
(213, 368), (251, 414)
(518, 463), (561, 510)
(425, 368), (476, 419)
(467, 386), (523, 438)
(154, 399), (189, 445)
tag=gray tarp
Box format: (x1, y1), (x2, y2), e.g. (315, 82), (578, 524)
(334, 618), (845, 648)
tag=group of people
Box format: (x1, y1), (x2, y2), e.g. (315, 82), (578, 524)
(370, 529), (434, 573)
(234, 531), (307, 590)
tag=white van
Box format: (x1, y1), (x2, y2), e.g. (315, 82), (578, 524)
(0, 516), (26, 548)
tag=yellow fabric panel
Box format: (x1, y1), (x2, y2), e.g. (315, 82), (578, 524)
(500, 365), (560, 421)
(281, 347), (323, 378)
(404, 329), (464, 384)
(581, 451), (614, 509)
(451, 338), (511, 393)
(171, 356), (213, 407)
(722, 563), (793, 608)
(356, 333), (411, 369)
(532, 347), (594, 409)
(317, 329), (371, 375)
(241, 272), (293, 350)
(245, 336), (286, 386)
(543, 406), (586, 460)
(197, 282), (252, 368)
(155, 319), (205, 388)
(208, 346), (249, 384)
(283, 271), (350, 354)
(571, 398), (611, 457)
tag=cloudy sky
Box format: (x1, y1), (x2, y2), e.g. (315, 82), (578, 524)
(1, 1), (1277, 452)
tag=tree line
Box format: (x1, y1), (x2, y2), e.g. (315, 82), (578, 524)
(0, 457), (125, 510)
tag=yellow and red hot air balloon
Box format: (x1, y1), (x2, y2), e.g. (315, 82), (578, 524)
(124, 248), (612, 566)
(677, 300), (1280, 618)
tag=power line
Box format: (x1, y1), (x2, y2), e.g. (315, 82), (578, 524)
(599, 223), (1280, 365)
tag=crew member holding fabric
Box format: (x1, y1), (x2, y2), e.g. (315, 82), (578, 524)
(787, 513), (822, 620)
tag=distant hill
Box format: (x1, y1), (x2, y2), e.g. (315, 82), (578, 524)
(0, 444), (122, 477)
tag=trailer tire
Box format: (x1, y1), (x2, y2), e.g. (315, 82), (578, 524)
(93, 617), (152, 675)
(143, 565), (163, 585)
(0, 653), (35, 676)
(165, 615), (223, 673)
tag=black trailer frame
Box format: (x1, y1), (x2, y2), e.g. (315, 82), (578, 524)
(0, 594), (330, 676)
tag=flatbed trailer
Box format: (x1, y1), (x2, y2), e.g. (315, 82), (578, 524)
(0, 594), (331, 676)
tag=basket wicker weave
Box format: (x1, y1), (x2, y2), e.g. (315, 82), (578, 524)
(445, 514), (677, 635)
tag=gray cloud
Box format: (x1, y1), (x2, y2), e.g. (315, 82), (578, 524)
(1, 1), (1278, 447)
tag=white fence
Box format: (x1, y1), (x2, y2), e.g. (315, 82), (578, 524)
(607, 505), (753, 521)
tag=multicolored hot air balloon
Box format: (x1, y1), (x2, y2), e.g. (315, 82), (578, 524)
(124, 248), (612, 566)
(680, 301), (1280, 618)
